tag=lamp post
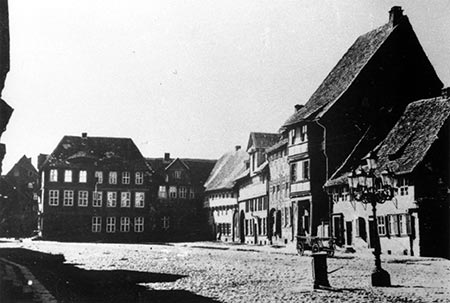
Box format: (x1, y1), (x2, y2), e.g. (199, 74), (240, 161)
(347, 154), (395, 287)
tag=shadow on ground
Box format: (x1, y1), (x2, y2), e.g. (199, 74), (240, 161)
(0, 248), (221, 303)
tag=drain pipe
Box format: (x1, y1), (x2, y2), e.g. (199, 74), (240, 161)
(315, 119), (329, 238)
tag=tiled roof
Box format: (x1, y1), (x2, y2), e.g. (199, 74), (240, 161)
(42, 135), (148, 170)
(266, 138), (288, 154)
(375, 97), (450, 175)
(6, 155), (37, 177)
(204, 149), (248, 192)
(248, 132), (281, 151)
(282, 19), (399, 128)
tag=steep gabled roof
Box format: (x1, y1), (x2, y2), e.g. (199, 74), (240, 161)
(6, 155), (37, 177)
(247, 132), (280, 151)
(283, 19), (399, 128)
(204, 149), (248, 192)
(42, 135), (148, 170)
(374, 97), (450, 175)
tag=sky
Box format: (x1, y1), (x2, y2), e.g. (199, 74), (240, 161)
(2, 0), (450, 172)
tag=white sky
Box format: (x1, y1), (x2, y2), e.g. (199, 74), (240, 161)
(2, 0), (450, 172)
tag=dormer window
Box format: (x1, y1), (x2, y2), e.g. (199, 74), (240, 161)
(300, 125), (308, 142)
(290, 129), (296, 144)
(174, 170), (181, 179)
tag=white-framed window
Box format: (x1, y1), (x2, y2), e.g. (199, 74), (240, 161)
(107, 191), (117, 207)
(64, 170), (72, 182)
(134, 217), (144, 232)
(92, 216), (101, 232)
(106, 217), (116, 233)
(377, 216), (386, 236)
(169, 186), (177, 198)
(398, 177), (409, 196)
(120, 217), (130, 232)
(95, 171), (103, 184)
(122, 172), (130, 184)
(78, 190), (88, 207)
(109, 171), (117, 184)
(158, 186), (167, 198)
(179, 186), (187, 198)
(174, 170), (181, 179)
(63, 190), (74, 206)
(189, 188), (195, 199)
(135, 192), (145, 208)
(79, 170), (87, 183)
(135, 172), (144, 185)
(162, 216), (170, 229)
(300, 125), (308, 142)
(49, 190), (59, 206)
(291, 160), (309, 182)
(50, 169), (58, 182)
(289, 128), (296, 145)
(93, 191), (102, 207)
(387, 214), (412, 236)
(121, 192), (131, 207)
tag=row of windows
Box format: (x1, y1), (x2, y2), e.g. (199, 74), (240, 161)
(270, 183), (290, 201)
(377, 214), (412, 237)
(158, 186), (195, 199)
(217, 223), (231, 236)
(48, 190), (145, 208)
(48, 169), (144, 185)
(92, 216), (144, 233)
(289, 125), (308, 145)
(208, 192), (235, 200)
(268, 149), (286, 161)
(291, 160), (309, 183)
(244, 218), (267, 236)
(244, 197), (268, 213)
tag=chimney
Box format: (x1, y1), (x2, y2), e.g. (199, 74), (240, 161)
(164, 152), (170, 162)
(442, 87), (450, 99)
(81, 132), (87, 139)
(389, 6), (403, 26)
(37, 154), (49, 170)
(294, 104), (304, 112)
(235, 145), (241, 151)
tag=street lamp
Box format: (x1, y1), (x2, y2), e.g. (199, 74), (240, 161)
(347, 153), (395, 287)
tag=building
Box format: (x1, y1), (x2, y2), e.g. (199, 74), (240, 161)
(0, 156), (39, 237)
(0, 0), (13, 175)
(266, 139), (293, 246)
(235, 132), (280, 245)
(279, 6), (443, 238)
(326, 91), (450, 258)
(39, 133), (153, 242)
(203, 146), (248, 242)
(146, 153), (216, 241)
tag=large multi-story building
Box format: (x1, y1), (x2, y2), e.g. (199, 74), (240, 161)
(326, 91), (450, 258)
(146, 153), (216, 241)
(279, 7), (442, 238)
(39, 133), (153, 242)
(235, 132), (280, 245)
(203, 146), (248, 242)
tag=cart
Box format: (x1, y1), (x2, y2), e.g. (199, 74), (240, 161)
(296, 236), (335, 257)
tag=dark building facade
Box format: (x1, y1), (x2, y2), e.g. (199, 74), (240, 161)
(279, 7), (443, 238)
(146, 153), (216, 241)
(39, 133), (153, 242)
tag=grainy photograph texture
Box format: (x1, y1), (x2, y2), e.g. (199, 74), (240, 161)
(0, 1), (449, 302)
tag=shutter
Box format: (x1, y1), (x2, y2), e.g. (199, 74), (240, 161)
(405, 214), (412, 235)
(385, 215), (390, 237)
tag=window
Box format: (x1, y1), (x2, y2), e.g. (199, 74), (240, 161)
(109, 171), (117, 184)
(158, 186), (167, 198)
(135, 172), (144, 184)
(107, 192), (117, 207)
(162, 216), (170, 230)
(120, 217), (130, 232)
(95, 171), (103, 184)
(93, 191), (103, 207)
(174, 170), (181, 179)
(189, 188), (195, 199)
(121, 192), (131, 207)
(398, 177), (409, 196)
(377, 216), (386, 236)
(78, 191), (88, 207)
(92, 216), (101, 232)
(135, 217), (144, 232)
(169, 186), (177, 198)
(49, 190), (59, 206)
(64, 170), (72, 182)
(122, 172), (130, 184)
(300, 125), (308, 142)
(50, 169), (58, 182)
(79, 170), (87, 183)
(135, 192), (145, 208)
(179, 186), (187, 198)
(290, 163), (297, 183)
(290, 128), (296, 144)
(106, 217), (116, 233)
(302, 160), (310, 180)
(284, 207), (289, 227)
(63, 190), (74, 206)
